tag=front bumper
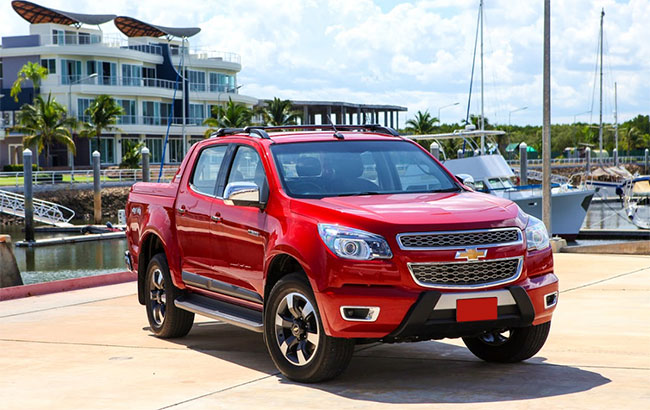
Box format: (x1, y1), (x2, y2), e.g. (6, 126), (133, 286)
(315, 272), (558, 339)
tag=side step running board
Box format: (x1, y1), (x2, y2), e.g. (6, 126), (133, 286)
(175, 293), (264, 333)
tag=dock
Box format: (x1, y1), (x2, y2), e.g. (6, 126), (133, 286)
(0, 253), (648, 409)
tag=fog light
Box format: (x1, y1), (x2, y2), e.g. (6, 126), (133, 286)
(544, 291), (558, 309)
(340, 306), (380, 322)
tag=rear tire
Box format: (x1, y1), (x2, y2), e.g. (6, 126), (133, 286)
(462, 321), (551, 363)
(144, 253), (194, 338)
(264, 273), (355, 383)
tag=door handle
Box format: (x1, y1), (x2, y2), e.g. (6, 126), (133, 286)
(211, 215), (222, 222)
(177, 206), (186, 214)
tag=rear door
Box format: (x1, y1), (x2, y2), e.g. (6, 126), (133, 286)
(175, 143), (230, 277)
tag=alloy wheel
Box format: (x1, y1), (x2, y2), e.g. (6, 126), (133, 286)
(274, 292), (320, 366)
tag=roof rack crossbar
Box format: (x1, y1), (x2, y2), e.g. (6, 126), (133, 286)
(212, 124), (400, 139)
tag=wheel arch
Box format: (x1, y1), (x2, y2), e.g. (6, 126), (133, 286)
(137, 232), (166, 305)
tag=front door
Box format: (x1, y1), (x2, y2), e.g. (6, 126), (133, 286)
(175, 143), (229, 277)
(211, 144), (269, 295)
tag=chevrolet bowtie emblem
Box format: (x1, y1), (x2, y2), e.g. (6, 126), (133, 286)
(455, 248), (487, 261)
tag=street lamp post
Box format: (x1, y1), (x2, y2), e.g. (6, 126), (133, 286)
(508, 106), (528, 125)
(437, 102), (459, 124)
(68, 73), (97, 180)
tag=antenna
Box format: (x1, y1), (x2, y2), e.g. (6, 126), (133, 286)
(327, 114), (344, 139)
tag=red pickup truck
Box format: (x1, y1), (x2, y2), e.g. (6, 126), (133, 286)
(125, 125), (558, 382)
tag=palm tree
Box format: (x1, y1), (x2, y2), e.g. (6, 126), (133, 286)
(261, 98), (299, 125)
(405, 111), (438, 134)
(79, 95), (125, 158)
(14, 94), (76, 167)
(10, 61), (49, 102)
(203, 99), (253, 137)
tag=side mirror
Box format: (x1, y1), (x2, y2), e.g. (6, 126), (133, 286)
(455, 173), (475, 189)
(224, 182), (262, 207)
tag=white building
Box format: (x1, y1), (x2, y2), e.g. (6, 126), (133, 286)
(0, 1), (257, 168)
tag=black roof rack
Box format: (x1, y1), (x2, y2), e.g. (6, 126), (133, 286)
(212, 124), (400, 139)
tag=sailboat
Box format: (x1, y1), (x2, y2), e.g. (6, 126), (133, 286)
(408, 0), (595, 239)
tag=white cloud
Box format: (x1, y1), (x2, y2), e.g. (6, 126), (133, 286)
(1, 0), (648, 126)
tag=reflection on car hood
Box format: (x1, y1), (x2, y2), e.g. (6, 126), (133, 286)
(291, 191), (524, 231)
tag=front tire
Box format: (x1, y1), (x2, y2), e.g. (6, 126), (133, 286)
(144, 253), (194, 338)
(462, 321), (551, 363)
(264, 273), (355, 383)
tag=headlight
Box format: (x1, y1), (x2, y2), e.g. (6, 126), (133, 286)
(318, 224), (393, 260)
(525, 215), (550, 251)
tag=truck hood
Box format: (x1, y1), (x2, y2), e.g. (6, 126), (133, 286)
(290, 191), (525, 232)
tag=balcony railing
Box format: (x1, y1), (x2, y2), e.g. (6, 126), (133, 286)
(41, 34), (163, 56)
(58, 75), (241, 96)
(173, 46), (241, 65)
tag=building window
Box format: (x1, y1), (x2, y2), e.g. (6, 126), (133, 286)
(190, 137), (203, 146)
(77, 98), (93, 122)
(143, 67), (156, 86)
(118, 100), (136, 124)
(209, 72), (236, 92)
(61, 59), (82, 84)
(142, 101), (173, 125)
(169, 139), (184, 163)
(79, 32), (90, 44)
(189, 103), (204, 125)
(41, 59), (56, 74)
(52, 29), (64, 45)
(122, 64), (142, 86)
(187, 70), (206, 92)
(88, 61), (117, 85)
(90, 137), (116, 164)
(145, 137), (163, 163)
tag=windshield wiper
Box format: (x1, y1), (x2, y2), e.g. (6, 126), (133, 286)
(430, 187), (462, 193)
(333, 191), (383, 197)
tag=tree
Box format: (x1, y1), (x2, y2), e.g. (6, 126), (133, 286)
(10, 61), (49, 102)
(261, 98), (299, 125)
(14, 94), (76, 166)
(405, 110), (438, 134)
(120, 140), (144, 169)
(79, 95), (125, 158)
(203, 98), (253, 137)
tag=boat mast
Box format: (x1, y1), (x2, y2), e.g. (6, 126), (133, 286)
(479, 0), (485, 155)
(598, 9), (604, 163)
(614, 81), (618, 160)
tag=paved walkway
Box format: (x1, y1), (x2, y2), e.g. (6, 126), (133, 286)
(1, 253), (649, 409)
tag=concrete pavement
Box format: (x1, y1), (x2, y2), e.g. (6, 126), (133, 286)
(1, 253), (649, 409)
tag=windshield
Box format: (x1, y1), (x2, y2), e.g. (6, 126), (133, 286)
(271, 140), (460, 198)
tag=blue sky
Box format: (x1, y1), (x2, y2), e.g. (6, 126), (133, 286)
(1, 0), (648, 127)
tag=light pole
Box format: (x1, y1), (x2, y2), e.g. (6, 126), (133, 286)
(68, 73), (97, 179)
(437, 102), (459, 124)
(508, 106), (528, 125)
(573, 110), (591, 124)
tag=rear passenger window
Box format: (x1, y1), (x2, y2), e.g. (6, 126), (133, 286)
(191, 145), (227, 195)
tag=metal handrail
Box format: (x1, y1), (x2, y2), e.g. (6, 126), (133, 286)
(0, 168), (179, 187)
(0, 189), (75, 225)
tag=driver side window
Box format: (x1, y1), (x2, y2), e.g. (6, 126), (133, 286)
(226, 145), (268, 199)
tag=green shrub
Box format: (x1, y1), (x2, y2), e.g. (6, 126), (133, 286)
(3, 164), (40, 172)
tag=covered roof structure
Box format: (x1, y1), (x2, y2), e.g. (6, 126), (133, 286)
(11, 1), (116, 26)
(114, 16), (200, 38)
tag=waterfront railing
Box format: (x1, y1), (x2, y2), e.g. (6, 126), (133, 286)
(0, 168), (179, 188)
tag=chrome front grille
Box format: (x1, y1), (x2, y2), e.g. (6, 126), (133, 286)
(397, 228), (522, 250)
(408, 257), (522, 289)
